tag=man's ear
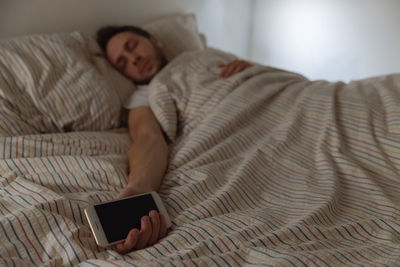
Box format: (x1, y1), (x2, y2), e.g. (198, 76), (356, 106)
(150, 36), (163, 49)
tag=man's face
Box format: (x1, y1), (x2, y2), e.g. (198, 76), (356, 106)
(106, 31), (164, 84)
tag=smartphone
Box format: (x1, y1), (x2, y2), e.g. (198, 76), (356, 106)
(84, 191), (171, 247)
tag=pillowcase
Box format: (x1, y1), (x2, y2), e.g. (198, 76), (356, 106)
(141, 13), (206, 61)
(0, 31), (135, 136)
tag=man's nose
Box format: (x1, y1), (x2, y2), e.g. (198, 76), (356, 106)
(129, 54), (138, 65)
(125, 52), (140, 65)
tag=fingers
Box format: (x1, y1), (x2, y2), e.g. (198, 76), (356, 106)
(219, 60), (252, 78)
(136, 216), (153, 249)
(148, 210), (160, 245)
(113, 211), (169, 254)
(115, 228), (140, 254)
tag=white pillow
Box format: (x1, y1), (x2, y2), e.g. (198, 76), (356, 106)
(0, 31), (134, 136)
(142, 13), (206, 61)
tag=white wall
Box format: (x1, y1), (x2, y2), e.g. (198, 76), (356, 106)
(250, 0), (400, 82)
(0, 0), (202, 35)
(4, 0), (398, 82)
(0, 0), (253, 59)
(195, 0), (253, 58)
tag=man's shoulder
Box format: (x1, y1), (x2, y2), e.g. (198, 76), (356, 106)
(173, 48), (236, 63)
(154, 48), (236, 78)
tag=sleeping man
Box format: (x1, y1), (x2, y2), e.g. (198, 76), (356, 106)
(96, 25), (252, 253)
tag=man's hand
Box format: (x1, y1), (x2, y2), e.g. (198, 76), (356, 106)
(219, 59), (252, 78)
(114, 189), (170, 254)
(113, 210), (168, 254)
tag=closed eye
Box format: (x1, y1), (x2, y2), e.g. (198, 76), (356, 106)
(116, 57), (127, 71)
(125, 39), (137, 52)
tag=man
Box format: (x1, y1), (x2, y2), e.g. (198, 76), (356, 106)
(96, 25), (252, 253)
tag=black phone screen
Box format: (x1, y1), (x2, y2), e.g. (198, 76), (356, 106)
(94, 194), (159, 243)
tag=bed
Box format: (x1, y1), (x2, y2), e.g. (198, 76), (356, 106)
(1, 7), (400, 267)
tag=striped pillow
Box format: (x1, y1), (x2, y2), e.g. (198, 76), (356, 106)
(0, 31), (134, 136)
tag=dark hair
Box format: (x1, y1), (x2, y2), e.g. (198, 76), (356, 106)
(96, 25), (151, 53)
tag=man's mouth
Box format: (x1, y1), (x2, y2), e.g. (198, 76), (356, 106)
(139, 59), (153, 74)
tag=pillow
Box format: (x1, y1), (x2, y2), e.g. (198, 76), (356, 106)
(0, 31), (135, 136)
(141, 13), (206, 61)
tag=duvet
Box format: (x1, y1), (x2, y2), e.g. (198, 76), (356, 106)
(1, 47), (400, 266)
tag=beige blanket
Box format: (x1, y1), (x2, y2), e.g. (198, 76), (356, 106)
(1, 48), (400, 266)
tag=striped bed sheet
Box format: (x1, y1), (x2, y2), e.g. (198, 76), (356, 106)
(2, 47), (400, 266)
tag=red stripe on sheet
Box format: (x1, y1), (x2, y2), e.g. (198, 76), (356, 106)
(14, 159), (53, 211)
(218, 237), (230, 251)
(350, 224), (367, 240)
(304, 225), (320, 241)
(193, 207), (207, 218)
(266, 235), (277, 246)
(60, 203), (89, 260)
(170, 191), (190, 209)
(228, 254), (241, 267)
(186, 252), (192, 260)
(280, 230), (294, 244)
(185, 226), (206, 240)
(87, 157), (105, 187)
(175, 175), (189, 185)
(324, 228), (348, 250)
(346, 250), (364, 265)
(13, 214), (44, 264)
(160, 242), (171, 254)
(9, 184), (40, 205)
(53, 157), (79, 192)
(31, 211), (60, 259)
(17, 158), (35, 183)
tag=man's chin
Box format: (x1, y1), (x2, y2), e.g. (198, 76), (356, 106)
(134, 76), (153, 85)
(134, 69), (159, 85)
(132, 60), (165, 85)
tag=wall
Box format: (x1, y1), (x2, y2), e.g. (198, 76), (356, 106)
(0, 0), (253, 59)
(195, 0), (253, 58)
(0, 0), (201, 36)
(4, 0), (398, 82)
(250, 0), (400, 82)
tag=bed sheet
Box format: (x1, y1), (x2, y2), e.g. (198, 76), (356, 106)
(1, 48), (400, 266)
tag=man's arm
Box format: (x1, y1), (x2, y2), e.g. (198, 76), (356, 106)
(117, 106), (169, 198)
(114, 106), (169, 254)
